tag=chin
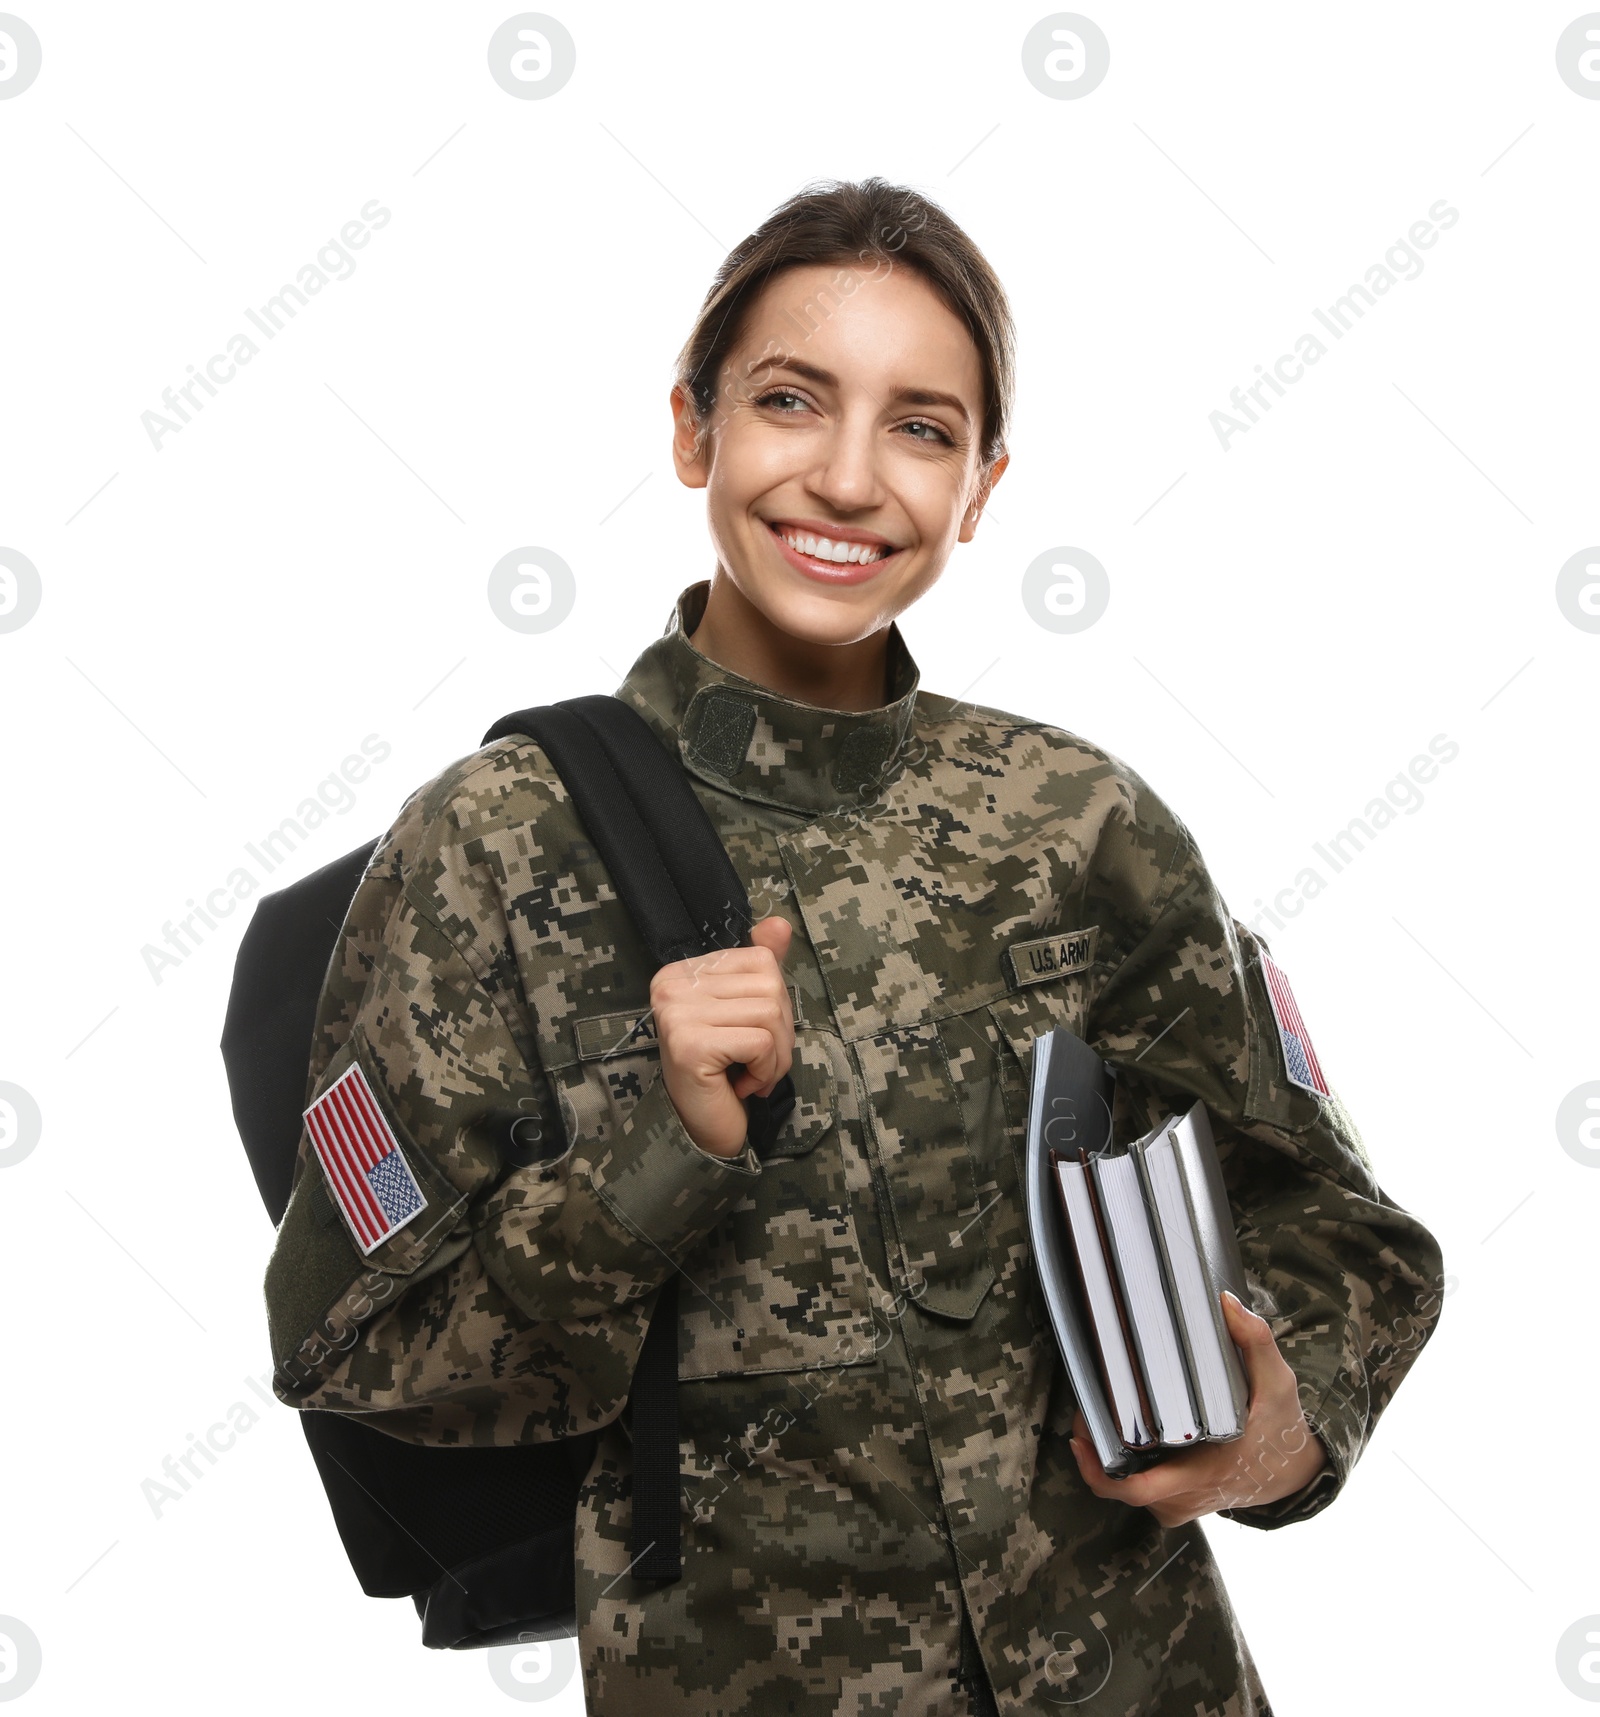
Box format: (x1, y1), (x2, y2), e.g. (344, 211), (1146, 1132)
(746, 577), (902, 649)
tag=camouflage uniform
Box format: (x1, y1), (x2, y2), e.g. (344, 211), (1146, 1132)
(264, 580), (1444, 1714)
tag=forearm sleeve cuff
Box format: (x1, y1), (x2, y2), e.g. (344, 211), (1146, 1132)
(1220, 1368), (1366, 1531)
(585, 1068), (761, 1267)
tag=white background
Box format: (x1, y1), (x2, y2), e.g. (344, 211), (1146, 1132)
(2, 3), (1597, 1712)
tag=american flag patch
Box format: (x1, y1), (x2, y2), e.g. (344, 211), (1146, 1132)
(1259, 951), (1329, 1098)
(304, 1062), (427, 1254)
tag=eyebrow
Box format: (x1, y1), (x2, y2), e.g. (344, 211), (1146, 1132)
(757, 355), (973, 424)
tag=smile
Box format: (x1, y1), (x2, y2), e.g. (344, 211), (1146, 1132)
(765, 520), (904, 584)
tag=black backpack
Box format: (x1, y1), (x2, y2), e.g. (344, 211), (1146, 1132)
(221, 695), (793, 1650)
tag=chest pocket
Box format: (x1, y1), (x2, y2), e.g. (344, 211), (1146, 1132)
(564, 1014), (877, 1383)
(675, 1026), (877, 1380)
(988, 967), (1096, 1135)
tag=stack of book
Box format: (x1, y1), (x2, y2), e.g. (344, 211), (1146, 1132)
(1024, 1026), (1252, 1476)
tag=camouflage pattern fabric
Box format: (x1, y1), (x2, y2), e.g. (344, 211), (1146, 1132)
(263, 580), (1444, 1713)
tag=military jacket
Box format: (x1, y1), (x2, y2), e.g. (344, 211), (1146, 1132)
(263, 580), (1444, 1714)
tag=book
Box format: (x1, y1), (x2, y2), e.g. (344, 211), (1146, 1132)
(1091, 1151), (1201, 1446)
(1024, 1025), (1250, 1475)
(1023, 1024), (1145, 1470)
(1055, 1154), (1152, 1448)
(1135, 1109), (1250, 1438)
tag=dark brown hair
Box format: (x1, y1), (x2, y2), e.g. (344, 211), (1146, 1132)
(675, 177), (1015, 467)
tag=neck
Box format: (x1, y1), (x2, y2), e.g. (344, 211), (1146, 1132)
(688, 569), (890, 711)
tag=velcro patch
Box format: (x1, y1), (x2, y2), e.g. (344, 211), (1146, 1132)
(1259, 950), (1330, 1098)
(1006, 926), (1098, 989)
(574, 1008), (660, 1062)
(303, 1063), (427, 1255)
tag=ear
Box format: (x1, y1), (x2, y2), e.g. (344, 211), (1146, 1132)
(957, 453), (1009, 544)
(670, 382), (710, 491)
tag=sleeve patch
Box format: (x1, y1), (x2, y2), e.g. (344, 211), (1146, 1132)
(304, 1062), (428, 1254)
(1259, 951), (1330, 1098)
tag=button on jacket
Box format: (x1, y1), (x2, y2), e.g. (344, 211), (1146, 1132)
(264, 580), (1443, 1714)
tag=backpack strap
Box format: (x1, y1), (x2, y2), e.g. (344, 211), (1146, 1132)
(485, 702), (708, 968)
(482, 697), (754, 961)
(559, 695), (753, 954)
(483, 695), (764, 1585)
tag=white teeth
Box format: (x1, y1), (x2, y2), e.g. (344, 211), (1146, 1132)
(777, 527), (887, 566)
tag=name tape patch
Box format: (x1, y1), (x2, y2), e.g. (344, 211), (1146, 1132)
(1006, 926), (1099, 989)
(304, 1062), (427, 1255)
(1259, 950), (1330, 1098)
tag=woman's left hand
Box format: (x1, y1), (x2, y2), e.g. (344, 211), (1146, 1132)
(1068, 1290), (1328, 1529)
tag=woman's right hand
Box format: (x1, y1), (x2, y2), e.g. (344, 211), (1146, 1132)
(650, 914), (795, 1159)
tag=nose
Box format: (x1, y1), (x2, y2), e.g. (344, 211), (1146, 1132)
(805, 404), (885, 515)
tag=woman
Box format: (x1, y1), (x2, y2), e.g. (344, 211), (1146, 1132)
(266, 179), (1443, 1713)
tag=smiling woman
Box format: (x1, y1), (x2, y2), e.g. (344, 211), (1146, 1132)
(262, 176), (1444, 1717)
(668, 181), (1012, 703)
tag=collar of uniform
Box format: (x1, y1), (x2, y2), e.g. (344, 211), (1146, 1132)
(615, 581), (921, 818)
